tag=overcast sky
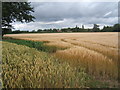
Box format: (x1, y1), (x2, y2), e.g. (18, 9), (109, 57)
(12, 2), (118, 31)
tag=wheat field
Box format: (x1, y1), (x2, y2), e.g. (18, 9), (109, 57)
(4, 32), (119, 87)
(2, 42), (94, 88)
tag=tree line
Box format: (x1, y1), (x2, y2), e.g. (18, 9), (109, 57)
(5, 24), (120, 34)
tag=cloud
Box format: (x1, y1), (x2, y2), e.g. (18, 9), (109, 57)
(12, 2), (118, 30)
(104, 11), (112, 17)
(28, 0), (119, 2)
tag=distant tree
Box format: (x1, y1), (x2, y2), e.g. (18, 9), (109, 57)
(31, 30), (36, 33)
(113, 24), (120, 32)
(93, 24), (100, 32)
(67, 28), (72, 32)
(82, 25), (84, 29)
(87, 29), (92, 32)
(49, 29), (53, 32)
(53, 28), (57, 32)
(2, 2), (35, 37)
(61, 28), (66, 32)
(101, 26), (107, 32)
(101, 26), (113, 32)
(12, 30), (21, 34)
(37, 29), (42, 33)
(75, 25), (80, 32)
(12, 30), (29, 34)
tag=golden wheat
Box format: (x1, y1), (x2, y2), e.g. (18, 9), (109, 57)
(54, 46), (118, 79)
(3, 41), (99, 88)
(5, 32), (118, 81)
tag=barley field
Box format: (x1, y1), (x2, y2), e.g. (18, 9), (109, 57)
(3, 32), (119, 88)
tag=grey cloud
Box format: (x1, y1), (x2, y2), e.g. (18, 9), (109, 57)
(13, 2), (118, 30)
(31, 2), (118, 22)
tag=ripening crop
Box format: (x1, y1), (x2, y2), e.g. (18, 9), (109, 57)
(3, 32), (118, 88)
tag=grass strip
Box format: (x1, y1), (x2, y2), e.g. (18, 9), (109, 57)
(3, 37), (65, 53)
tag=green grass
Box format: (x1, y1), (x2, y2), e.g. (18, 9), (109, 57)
(2, 41), (111, 88)
(3, 37), (66, 53)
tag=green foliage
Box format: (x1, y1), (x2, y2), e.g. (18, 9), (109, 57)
(92, 24), (100, 32)
(2, 2), (35, 26)
(10, 24), (120, 34)
(12, 30), (29, 34)
(113, 24), (120, 32)
(101, 24), (120, 32)
(2, 2), (35, 36)
(101, 26), (113, 32)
